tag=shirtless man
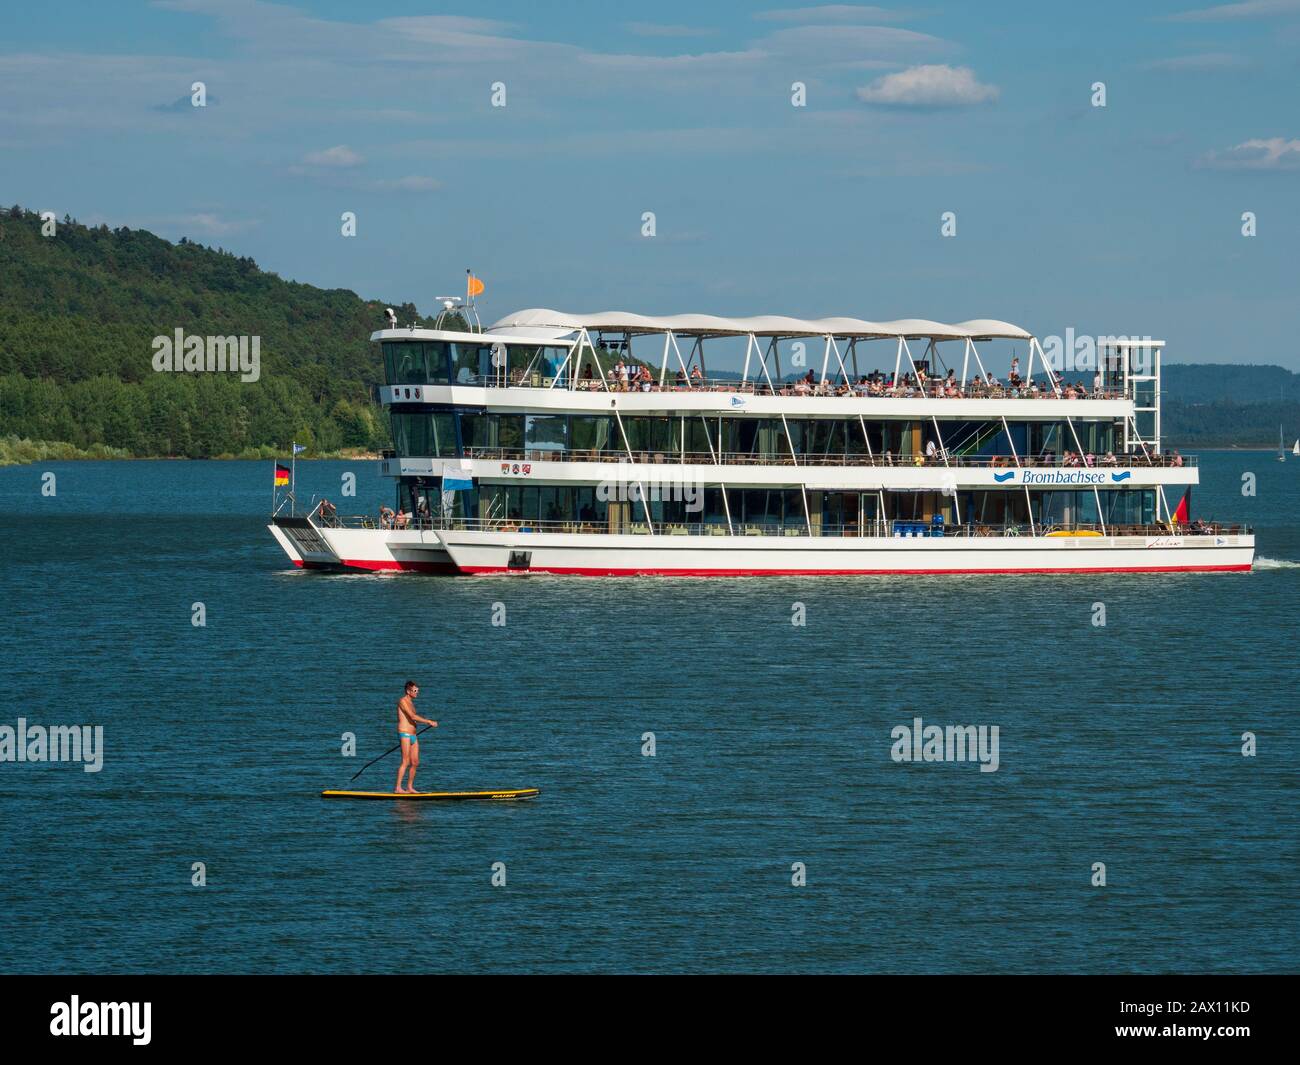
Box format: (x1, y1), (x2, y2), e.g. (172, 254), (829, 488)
(395, 681), (438, 793)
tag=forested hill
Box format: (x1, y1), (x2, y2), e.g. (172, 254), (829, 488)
(1163, 363), (1298, 405)
(0, 205), (425, 457)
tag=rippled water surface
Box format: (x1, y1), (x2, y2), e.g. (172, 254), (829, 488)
(0, 454), (1296, 973)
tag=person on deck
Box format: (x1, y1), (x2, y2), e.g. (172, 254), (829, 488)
(395, 681), (438, 794)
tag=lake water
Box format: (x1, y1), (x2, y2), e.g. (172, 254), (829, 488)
(0, 453), (1296, 973)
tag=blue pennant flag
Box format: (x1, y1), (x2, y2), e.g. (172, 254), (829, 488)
(442, 461), (474, 492)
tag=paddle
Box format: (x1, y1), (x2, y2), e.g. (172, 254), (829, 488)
(350, 724), (434, 782)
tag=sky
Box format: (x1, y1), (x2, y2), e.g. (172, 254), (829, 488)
(1, 0), (1298, 367)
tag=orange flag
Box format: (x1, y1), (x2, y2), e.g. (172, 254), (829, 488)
(467, 273), (485, 298)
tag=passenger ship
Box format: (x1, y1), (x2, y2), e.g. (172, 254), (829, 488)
(268, 305), (1254, 576)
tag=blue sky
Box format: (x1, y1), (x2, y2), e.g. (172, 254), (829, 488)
(2, 1), (1298, 366)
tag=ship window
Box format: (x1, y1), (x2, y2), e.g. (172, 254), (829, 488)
(449, 342), (486, 385)
(383, 342), (451, 385)
(525, 415), (567, 452)
(571, 415), (613, 453)
(458, 413), (488, 450)
(389, 412), (457, 456)
(683, 418), (712, 457)
(1101, 489), (1155, 526)
(498, 415), (525, 450)
(729, 488), (804, 527)
(802, 419), (853, 457)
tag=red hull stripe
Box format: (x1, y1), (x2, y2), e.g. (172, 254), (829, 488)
(291, 559), (1252, 577)
(452, 563), (1252, 576)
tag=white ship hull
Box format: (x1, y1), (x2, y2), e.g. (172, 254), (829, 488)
(270, 520), (1254, 575)
(269, 518), (455, 573)
(434, 529), (1254, 575)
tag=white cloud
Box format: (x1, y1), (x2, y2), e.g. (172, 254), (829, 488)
(301, 144), (363, 167)
(581, 49), (766, 73)
(164, 212), (258, 236)
(185, 212), (256, 235)
(763, 24), (953, 62)
(625, 22), (715, 38)
(1140, 52), (1248, 71)
(1165, 0), (1300, 21)
(371, 176), (439, 192)
(856, 65), (998, 107)
(757, 5), (916, 22)
(1197, 136), (1300, 170)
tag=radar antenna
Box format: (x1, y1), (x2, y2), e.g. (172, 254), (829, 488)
(432, 295), (481, 333)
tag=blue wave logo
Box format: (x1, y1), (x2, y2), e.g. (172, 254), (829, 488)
(993, 471), (1015, 482)
(730, 396), (745, 407)
(1110, 471), (1132, 482)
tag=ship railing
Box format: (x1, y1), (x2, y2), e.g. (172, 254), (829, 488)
(452, 373), (1126, 401)
(319, 513), (1249, 538)
(463, 447), (1195, 469)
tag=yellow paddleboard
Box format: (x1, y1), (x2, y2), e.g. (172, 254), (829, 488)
(321, 788), (539, 802)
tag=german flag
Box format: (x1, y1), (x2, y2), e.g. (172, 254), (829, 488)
(1172, 489), (1189, 525)
(274, 463), (290, 486)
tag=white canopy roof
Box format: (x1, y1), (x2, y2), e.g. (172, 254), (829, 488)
(489, 308), (1032, 341)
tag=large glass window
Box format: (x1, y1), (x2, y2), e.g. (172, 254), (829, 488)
(459, 413), (525, 451)
(684, 417), (714, 458)
(621, 417), (678, 454)
(498, 415), (524, 450)
(572, 415), (614, 454)
(802, 419), (858, 457)
(458, 413), (492, 450)
(525, 415), (568, 452)
(1027, 420), (1116, 458)
(861, 420), (919, 458)
(390, 411), (457, 456)
(1102, 489), (1155, 526)
(382, 342), (450, 385)
(727, 488), (807, 528)
(449, 343), (487, 385)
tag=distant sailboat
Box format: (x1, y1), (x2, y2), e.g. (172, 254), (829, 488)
(1293, 438), (1300, 457)
(1279, 425), (1287, 462)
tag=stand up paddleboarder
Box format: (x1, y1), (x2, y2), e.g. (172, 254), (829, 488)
(395, 681), (437, 793)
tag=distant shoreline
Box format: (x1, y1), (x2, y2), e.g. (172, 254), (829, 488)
(0, 438), (383, 467)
